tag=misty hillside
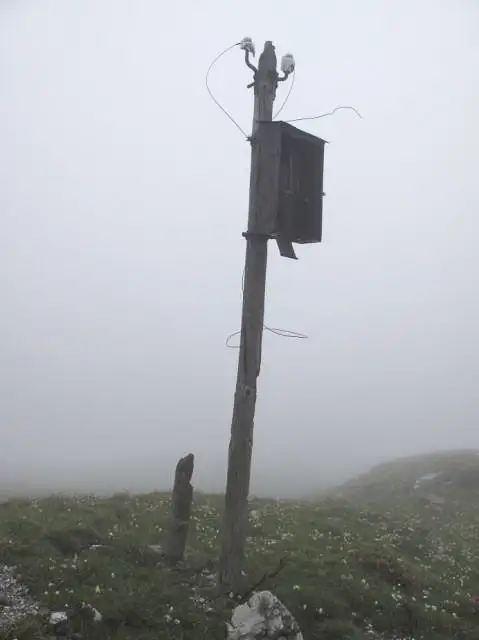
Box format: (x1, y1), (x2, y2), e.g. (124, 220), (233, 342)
(334, 449), (479, 507)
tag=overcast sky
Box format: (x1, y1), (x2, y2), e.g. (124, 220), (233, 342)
(1, 0), (478, 497)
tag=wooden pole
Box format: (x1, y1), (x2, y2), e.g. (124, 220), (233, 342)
(218, 41), (279, 592)
(163, 453), (194, 564)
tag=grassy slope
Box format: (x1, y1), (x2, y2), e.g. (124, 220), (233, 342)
(1, 486), (479, 640)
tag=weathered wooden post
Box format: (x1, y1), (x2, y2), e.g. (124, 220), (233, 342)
(218, 39), (326, 591)
(163, 453), (195, 564)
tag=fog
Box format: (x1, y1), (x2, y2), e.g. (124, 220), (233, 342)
(1, 0), (478, 499)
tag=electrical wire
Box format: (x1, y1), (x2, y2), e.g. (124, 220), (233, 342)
(226, 325), (307, 348)
(225, 267), (308, 348)
(205, 43), (298, 133)
(285, 105), (362, 123)
(206, 45), (352, 347)
(273, 70), (296, 120)
(205, 43), (249, 139)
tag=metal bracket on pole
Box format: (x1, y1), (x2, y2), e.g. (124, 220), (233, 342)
(276, 237), (297, 260)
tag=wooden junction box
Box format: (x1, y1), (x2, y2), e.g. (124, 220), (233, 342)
(250, 121), (326, 248)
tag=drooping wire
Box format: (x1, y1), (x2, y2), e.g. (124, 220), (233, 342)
(285, 105), (362, 123)
(273, 70), (296, 120)
(225, 267), (308, 348)
(226, 322), (307, 348)
(205, 43), (249, 139)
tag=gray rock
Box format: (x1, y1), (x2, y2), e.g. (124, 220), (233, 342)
(148, 544), (164, 554)
(227, 590), (303, 640)
(49, 610), (70, 637)
(81, 602), (102, 623)
(49, 611), (68, 625)
(0, 565), (38, 631)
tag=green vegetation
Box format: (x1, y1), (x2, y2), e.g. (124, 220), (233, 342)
(1, 453), (479, 639)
